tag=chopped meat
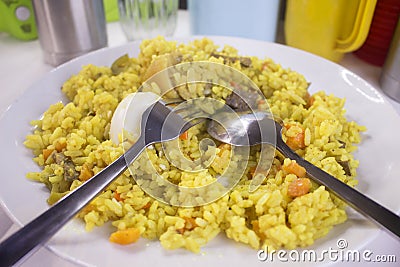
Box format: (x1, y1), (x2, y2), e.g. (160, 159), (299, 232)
(338, 160), (352, 176)
(225, 90), (259, 111)
(211, 53), (252, 67)
(52, 152), (79, 182)
(338, 140), (346, 148)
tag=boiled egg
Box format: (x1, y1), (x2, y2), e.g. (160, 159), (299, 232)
(109, 92), (160, 144)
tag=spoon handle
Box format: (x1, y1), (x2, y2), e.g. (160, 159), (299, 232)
(276, 137), (400, 239)
(0, 137), (146, 266)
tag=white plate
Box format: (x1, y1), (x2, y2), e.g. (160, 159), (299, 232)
(1, 36), (399, 266)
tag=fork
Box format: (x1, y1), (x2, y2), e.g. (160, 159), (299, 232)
(0, 100), (197, 266)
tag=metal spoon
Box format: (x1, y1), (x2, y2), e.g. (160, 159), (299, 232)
(207, 111), (400, 239)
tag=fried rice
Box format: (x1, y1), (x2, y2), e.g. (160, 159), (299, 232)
(24, 37), (366, 252)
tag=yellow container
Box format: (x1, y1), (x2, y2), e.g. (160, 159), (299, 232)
(284, 0), (377, 62)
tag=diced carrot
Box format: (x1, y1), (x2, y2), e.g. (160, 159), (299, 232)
(176, 217), (198, 234)
(261, 62), (270, 70)
(43, 148), (54, 161)
(288, 178), (312, 197)
(286, 131), (306, 150)
(184, 217), (197, 231)
(257, 99), (267, 110)
(179, 131), (189, 140)
(141, 202), (151, 209)
(114, 192), (124, 202)
(55, 142), (67, 152)
(251, 220), (259, 232)
(284, 125), (306, 150)
(282, 161), (306, 178)
(176, 228), (185, 234)
(79, 164), (94, 181)
(109, 228), (140, 245)
(304, 92), (311, 107)
(306, 92), (316, 108)
(251, 220), (266, 239)
(81, 204), (95, 214)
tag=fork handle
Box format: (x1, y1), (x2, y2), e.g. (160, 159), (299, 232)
(276, 137), (400, 239)
(0, 136), (146, 266)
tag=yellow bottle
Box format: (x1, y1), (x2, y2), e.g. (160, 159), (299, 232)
(284, 0), (377, 62)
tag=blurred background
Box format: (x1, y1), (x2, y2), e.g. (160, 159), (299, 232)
(1, 0), (399, 65)
(2, 0), (397, 100)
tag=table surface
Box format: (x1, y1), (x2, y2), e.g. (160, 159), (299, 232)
(0, 10), (399, 267)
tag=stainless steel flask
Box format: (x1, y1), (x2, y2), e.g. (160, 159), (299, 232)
(32, 0), (108, 66)
(380, 18), (400, 102)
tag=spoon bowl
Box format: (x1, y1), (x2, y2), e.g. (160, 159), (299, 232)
(207, 110), (400, 239)
(207, 111), (279, 146)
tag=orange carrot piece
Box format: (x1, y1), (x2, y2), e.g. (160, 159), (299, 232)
(261, 62), (270, 70)
(55, 142), (66, 152)
(109, 228), (140, 245)
(177, 217), (198, 234)
(141, 202), (151, 209)
(285, 125), (306, 151)
(114, 192), (124, 202)
(179, 131), (189, 140)
(283, 161), (306, 178)
(79, 164), (94, 181)
(184, 217), (197, 231)
(43, 149), (54, 161)
(308, 95), (315, 107)
(176, 228), (185, 234)
(288, 178), (312, 197)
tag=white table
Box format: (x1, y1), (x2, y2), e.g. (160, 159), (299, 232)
(1, 10), (399, 267)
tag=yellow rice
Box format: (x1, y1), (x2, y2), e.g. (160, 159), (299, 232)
(24, 37), (366, 252)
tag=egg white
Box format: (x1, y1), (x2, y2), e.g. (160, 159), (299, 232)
(109, 92), (160, 144)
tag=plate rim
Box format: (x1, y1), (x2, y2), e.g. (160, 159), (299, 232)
(1, 35), (399, 266)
